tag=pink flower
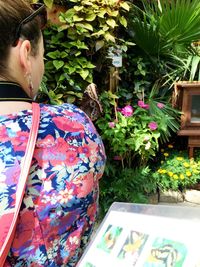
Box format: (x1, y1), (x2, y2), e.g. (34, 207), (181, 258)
(157, 102), (164, 109)
(121, 105), (134, 117)
(108, 122), (115, 128)
(148, 121), (158, 131)
(138, 100), (149, 109)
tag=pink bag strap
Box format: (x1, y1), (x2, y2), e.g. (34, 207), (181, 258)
(0, 102), (40, 267)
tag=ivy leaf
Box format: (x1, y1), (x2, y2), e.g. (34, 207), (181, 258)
(58, 24), (69, 31)
(75, 51), (81, 56)
(87, 62), (96, 68)
(98, 10), (106, 18)
(120, 2), (130, 11)
(60, 52), (68, 58)
(85, 13), (97, 21)
(45, 61), (54, 70)
(73, 6), (83, 12)
(95, 40), (105, 51)
(119, 16), (127, 27)
(66, 95), (76, 103)
(46, 50), (60, 59)
(92, 30), (105, 37)
(76, 23), (93, 31)
(63, 9), (76, 23)
(103, 25), (109, 31)
(78, 69), (89, 80)
(106, 18), (117, 28)
(104, 32), (116, 43)
(111, 10), (119, 17)
(53, 60), (64, 70)
(73, 15), (84, 22)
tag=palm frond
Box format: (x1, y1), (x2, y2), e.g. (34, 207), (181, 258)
(148, 83), (181, 143)
(128, 0), (200, 57)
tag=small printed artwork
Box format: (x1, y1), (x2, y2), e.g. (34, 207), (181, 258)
(143, 237), (188, 267)
(118, 230), (149, 266)
(96, 224), (123, 253)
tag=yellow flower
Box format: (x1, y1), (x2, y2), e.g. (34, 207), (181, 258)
(164, 153), (169, 157)
(193, 170), (199, 174)
(186, 171), (192, 177)
(168, 144), (173, 148)
(180, 174), (184, 180)
(168, 172), (173, 177)
(161, 149), (164, 152)
(157, 169), (162, 173)
(162, 169), (167, 174)
(161, 161), (164, 164)
(173, 174), (179, 179)
(176, 157), (183, 161)
(183, 162), (190, 168)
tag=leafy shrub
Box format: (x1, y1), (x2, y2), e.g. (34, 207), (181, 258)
(99, 163), (157, 217)
(153, 145), (200, 191)
(37, 0), (131, 104)
(97, 89), (180, 167)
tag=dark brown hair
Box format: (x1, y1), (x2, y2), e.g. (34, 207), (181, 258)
(0, 0), (42, 74)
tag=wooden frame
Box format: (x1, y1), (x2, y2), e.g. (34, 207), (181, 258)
(174, 82), (200, 158)
(175, 82), (200, 136)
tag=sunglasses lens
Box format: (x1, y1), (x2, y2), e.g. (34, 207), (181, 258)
(12, 4), (47, 46)
(31, 4), (47, 29)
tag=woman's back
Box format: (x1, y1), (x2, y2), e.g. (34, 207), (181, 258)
(0, 103), (105, 266)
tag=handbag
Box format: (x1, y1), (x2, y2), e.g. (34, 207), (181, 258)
(0, 102), (40, 267)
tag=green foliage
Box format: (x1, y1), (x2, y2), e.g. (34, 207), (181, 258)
(99, 163), (156, 217)
(184, 45), (200, 81)
(38, 0), (130, 104)
(43, 25), (95, 103)
(147, 84), (181, 143)
(97, 89), (180, 167)
(58, 0), (130, 44)
(129, 0), (200, 56)
(125, 0), (200, 87)
(153, 146), (200, 191)
(98, 109), (160, 167)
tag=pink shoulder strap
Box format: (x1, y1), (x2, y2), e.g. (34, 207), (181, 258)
(0, 102), (40, 267)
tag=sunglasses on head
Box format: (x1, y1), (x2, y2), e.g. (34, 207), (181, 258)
(12, 3), (47, 46)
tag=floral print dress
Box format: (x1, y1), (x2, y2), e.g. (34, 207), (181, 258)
(0, 103), (106, 266)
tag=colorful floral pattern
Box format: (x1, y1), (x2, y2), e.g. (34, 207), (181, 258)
(0, 103), (106, 266)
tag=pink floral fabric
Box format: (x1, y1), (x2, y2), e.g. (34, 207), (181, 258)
(0, 103), (106, 266)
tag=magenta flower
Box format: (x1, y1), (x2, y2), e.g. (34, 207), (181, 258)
(121, 105), (134, 117)
(108, 122), (115, 128)
(157, 102), (164, 109)
(138, 100), (149, 109)
(148, 121), (158, 131)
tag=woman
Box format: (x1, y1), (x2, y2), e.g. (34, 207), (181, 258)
(0, 0), (106, 266)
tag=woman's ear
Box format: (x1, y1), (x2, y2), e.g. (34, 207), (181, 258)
(18, 40), (32, 74)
